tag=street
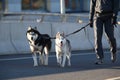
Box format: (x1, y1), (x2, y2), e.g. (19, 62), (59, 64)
(0, 50), (120, 80)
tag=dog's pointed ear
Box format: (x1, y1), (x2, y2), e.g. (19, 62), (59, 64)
(62, 32), (65, 37)
(28, 26), (32, 30)
(56, 32), (60, 38)
(34, 27), (37, 30)
(57, 32), (60, 35)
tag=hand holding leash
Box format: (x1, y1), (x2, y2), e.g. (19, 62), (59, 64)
(89, 20), (93, 28)
(112, 16), (117, 25)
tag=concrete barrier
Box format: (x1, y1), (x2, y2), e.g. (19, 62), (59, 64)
(0, 22), (52, 55)
(0, 21), (120, 55)
(0, 23), (15, 54)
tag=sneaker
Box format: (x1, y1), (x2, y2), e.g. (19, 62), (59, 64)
(95, 59), (103, 65)
(111, 53), (116, 63)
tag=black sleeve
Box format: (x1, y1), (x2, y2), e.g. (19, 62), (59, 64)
(89, 0), (96, 21)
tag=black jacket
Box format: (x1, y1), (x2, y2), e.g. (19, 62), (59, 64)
(89, 0), (119, 21)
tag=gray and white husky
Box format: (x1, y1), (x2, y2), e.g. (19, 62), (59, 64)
(55, 32), (71, 67)
(26, 26), (52, 66)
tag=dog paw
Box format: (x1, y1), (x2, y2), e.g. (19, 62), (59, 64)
(68, 63), (71, 67)
(67, 65), (71, 67)
(61, 64), (65, 68)
(34, 63), (38, 67)
(57, 62), (61, 66)
(34, 64), (38, 67)
(44, 63), (48, 66)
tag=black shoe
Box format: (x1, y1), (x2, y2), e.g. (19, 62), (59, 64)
(111, 53), (116, 63)
(95, 59), (103, 65)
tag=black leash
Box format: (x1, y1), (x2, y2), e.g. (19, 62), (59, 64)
(50, 37), (56, 39)
(65, 23), (90, 37)
(49, 23), (90, 39)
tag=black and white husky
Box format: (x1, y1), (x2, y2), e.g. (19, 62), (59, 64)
(26, 26), (52, 66)
(55, 32), (71, 67)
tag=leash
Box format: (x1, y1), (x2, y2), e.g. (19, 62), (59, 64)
(65, 23), (90, 37)
(50, 37), (56, 39)
(49, 23), (90, 39)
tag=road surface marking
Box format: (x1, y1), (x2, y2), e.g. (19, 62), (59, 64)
(0, 53), (94, 61)
(0, 51), (115, 61)
(105, 77), (120, 80)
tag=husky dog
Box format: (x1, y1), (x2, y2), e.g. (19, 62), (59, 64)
(26, 26), (52, 66)
(55, 32), (71, 67)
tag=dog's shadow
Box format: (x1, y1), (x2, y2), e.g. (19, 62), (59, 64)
(0, 52), (120, 80)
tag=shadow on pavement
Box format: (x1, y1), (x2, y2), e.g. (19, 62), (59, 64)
(0, 51), (120, 80)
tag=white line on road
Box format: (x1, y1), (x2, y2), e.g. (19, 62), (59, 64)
(105, 77), (120, 80)
(1, 51), (118, 61)
(0, 53), (94, 61)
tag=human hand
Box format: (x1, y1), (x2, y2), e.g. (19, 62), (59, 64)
(89, 20), (93, 28)
(112, 16), (117, 25)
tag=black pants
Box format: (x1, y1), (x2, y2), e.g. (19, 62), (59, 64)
(93, 15), (116, 59)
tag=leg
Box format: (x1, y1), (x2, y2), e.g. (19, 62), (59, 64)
(56, 52), (59, 65)
(104, 17), (117, 62)
(61, 53), (66, 67)
(67, 52), (71, 67)
(39, 51), (44, 65)
(94, 18), (104, 60)
(32, 53), (38, 66)
(56, 52), (62, 66)
(44, 47), (49, 65)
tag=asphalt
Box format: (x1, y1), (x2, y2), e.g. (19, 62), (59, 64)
(0, 50), (120, 80)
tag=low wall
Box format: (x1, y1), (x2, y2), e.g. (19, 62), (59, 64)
(0, 21), (120, 55)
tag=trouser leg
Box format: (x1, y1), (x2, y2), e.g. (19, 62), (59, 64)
(94, 18), (104, 59)
(104, 17), (117, 54)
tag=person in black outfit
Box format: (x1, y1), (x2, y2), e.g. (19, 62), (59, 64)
(89, 0), (119, 64)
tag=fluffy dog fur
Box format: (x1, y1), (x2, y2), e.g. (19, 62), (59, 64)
(55, 32), (71, 67)
(26, 26), (51, 66)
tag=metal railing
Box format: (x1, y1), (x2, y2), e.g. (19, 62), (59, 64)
(0, 12), (120, 24)
(0, 12), (89, 23)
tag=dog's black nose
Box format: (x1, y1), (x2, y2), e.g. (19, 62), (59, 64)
(60, 41), (63, 46)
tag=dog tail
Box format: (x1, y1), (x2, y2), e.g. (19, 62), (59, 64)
(67, 39), (71, 52)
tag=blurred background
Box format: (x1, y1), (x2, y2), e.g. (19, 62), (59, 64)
(0, 0), (91, 13)
(0, 0), (120, 55)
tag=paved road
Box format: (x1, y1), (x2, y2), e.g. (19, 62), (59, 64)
(0, 50), (120, 80)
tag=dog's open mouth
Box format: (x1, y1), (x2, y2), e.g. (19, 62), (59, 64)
(60, 41), (63, 47)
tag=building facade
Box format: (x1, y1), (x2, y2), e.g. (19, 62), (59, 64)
(0, 0), (91, 13)
(0, 0), (120, 13)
